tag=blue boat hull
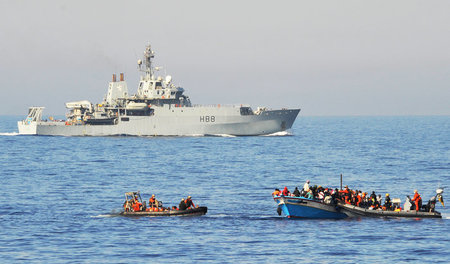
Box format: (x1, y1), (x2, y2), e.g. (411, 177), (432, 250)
(274, 196), (347, 219)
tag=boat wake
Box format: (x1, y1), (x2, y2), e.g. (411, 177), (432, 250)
(91, 209), (123, 218)
(441, 213), (450, 220)
(91, 214), (119, 218)
(211, 134), (236, 138)
(189, 134), (207, 137)
(0, 132), (19, 136)
(262, 131), (292, 137)
(207, 213), (278, 220)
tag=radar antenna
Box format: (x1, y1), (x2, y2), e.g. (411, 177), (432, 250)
(138, 44), (155, 79)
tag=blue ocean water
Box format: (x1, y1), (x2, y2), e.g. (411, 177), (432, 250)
(0, 115), (449, 263)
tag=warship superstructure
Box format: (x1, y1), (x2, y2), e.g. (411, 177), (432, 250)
(18, 44), (300, 136)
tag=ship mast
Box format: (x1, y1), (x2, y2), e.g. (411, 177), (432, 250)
(138, 44), (155, 80)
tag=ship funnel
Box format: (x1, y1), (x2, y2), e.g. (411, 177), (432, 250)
(120, 73), (124, 81)
(112, 74), (117, 82)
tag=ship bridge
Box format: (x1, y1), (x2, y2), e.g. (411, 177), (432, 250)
(134, 44), (191, 106)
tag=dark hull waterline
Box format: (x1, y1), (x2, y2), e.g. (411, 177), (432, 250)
(337, 202), (441, 218)
(119, 206), (207, 217)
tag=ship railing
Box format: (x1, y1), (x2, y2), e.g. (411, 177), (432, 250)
(190, 104), (251, 108)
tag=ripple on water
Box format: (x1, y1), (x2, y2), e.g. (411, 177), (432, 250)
(0, 116), (449, 263)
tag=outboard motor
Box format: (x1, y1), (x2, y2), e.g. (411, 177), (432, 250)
(424, 196), (437, 212)
(424, 188), (444, 212)
(436, 188), (445, 207)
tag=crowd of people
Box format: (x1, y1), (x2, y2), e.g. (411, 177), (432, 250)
(123, 194), (197, 212)
(272, 180), (425, 212)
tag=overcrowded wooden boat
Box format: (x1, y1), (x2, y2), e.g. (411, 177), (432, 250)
(272, 181), (444, 219)
(336, 187), (444, 219)
(336, 201), (442, 218)
(273, 195), (347, 219)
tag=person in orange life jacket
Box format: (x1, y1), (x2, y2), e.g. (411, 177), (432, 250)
(179, 198), (187, 210)
(282, 186), (290, 196)
(272, 188), (281, 197)
(356, 191), (362, 207)
(149, 194), (158, 208)
(132, 202), (141, 212)
(349, 190), (355, 205)
(185, 196), (196, 208)
(340, 186), (351, 203)
(411, 190), (422, 211)
(132, 196), (142, 212)
(340, 186), (349, 196)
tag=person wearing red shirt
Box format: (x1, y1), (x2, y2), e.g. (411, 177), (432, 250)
(411, 190), (422, 211)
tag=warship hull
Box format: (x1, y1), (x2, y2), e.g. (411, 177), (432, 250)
(18, 107), (300, 136)
(18, 44), (300, 137)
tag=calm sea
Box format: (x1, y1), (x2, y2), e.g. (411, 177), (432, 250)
(0, 115), (449, 263)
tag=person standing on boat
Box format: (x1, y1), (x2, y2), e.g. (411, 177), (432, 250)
(384, 193), (392, 210)
(303, 180), (310, 194)
(377, 195), (382, 206)
(411, 190), (422, 211)
(369, 191), (377, 207)
(185, 196), (196, 209)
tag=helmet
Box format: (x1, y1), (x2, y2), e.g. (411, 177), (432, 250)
(386, 193), (389, 196)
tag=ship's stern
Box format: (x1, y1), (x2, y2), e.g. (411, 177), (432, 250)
(18, 120), (37, 135)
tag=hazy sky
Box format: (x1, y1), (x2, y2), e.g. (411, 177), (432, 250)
(1, 0), (449, 116)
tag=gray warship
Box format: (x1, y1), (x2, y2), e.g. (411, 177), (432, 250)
(18, 44), (300, 136)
